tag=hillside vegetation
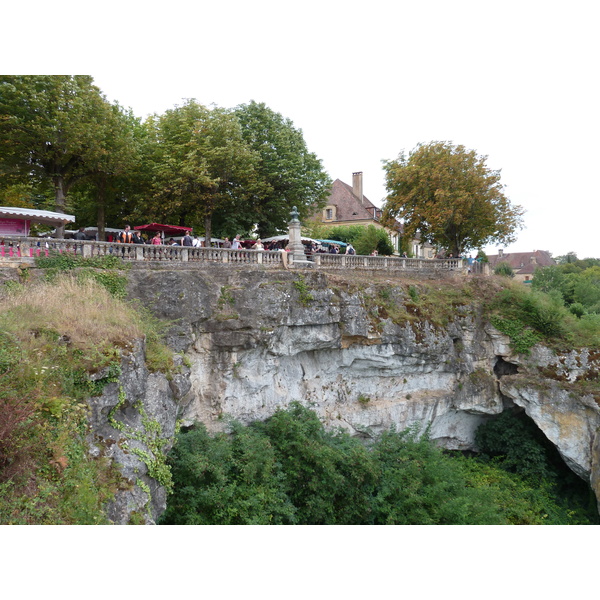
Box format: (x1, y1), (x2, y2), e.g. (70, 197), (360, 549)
(0, 266), (171, 524)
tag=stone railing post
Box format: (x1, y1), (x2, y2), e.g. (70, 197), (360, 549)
(83, 242), (92, 258)
(20, 237), (31, 258)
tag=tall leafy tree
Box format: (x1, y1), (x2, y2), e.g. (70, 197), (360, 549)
(143, 100), (259, 243)
(233, 101), (331, 237)
(0, 76), (124, 237)
(71, 105), (144, 239)
(382, 141), (524, 256)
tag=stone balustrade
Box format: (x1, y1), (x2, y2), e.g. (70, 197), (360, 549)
(1, 236), (485, 275)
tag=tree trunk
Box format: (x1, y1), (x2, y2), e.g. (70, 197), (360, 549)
(96, 175), (106, 241)
(54, 175), (66, 238)
(204, 214), (212, 248)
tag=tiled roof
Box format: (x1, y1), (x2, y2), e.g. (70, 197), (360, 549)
(326, 179), (382, 222)
(487, 250), (555, 273)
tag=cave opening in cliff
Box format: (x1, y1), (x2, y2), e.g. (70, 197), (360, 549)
(475, 408), (599, 521)
(493, 356), (519, 378)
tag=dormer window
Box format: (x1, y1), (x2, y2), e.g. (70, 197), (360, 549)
(324, 206), (336, 221)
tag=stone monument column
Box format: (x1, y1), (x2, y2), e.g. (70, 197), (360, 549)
(287, 205), (309, 267)
(288, 206), (306, 262)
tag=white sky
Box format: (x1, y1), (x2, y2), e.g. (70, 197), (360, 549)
(4, 0), (599, 259)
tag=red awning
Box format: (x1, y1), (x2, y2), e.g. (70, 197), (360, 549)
(134, 223), (193, 236)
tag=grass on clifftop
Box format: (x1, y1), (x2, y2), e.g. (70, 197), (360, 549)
(0, 275), (174, 524)
(325, 271), (600, 352)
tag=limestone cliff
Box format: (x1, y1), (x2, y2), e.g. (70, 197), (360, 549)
(118, 265), (600, 515)
(85, 340), (190, 524)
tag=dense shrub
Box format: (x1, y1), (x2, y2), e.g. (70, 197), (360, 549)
(161, 404), (598, 525)
(488, 283), (595, 351)
(160, 422), (296, 525)
(494, 262), (515, 278)
(475, 410), (598, 523)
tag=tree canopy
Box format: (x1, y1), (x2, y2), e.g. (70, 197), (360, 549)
(233, 101), (331, 238)
(139, 100), (260, 243)
(306, 223), (394, 255)
(382, 141), (525, 257)
(1, 76), (331, 240)
(159, 403), (597, 525)
(0, 75), (131, 236)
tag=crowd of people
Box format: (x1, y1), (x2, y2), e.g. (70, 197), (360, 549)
(75, 224), (362, 257)
(113, 228), (356, 255)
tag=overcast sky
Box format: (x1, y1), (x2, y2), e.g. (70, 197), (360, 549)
(5, 0), (599, 259)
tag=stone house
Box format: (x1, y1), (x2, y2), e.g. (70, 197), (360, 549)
(309, 172), (433, 257)
(487, 249), (556, 283)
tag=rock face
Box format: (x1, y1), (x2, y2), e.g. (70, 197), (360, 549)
(121, 265), (600, 514)
(86, 340), (191, 524)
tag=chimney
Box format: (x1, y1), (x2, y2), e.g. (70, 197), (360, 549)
(352, 172), (364, 205)
(498, 249), (503, 258)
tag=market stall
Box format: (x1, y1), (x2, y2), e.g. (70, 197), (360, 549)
(0, 206), (75, 236)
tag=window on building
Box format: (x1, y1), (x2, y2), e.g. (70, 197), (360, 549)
(326, 208), (333, 220)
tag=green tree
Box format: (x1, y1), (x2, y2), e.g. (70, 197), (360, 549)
(494, 262), (515, 278)
(555, 251), (578, 265)
(532, 260), (600, 314)
(70, 104), (144, 238)
(304, 223), (394, 255)
(382, 141), (524, 257)
(161, 405), (598, 525)
(142, 100), (260, 243)
(371, 426), (503, 524)
(254, 403), (377, 524)
(159, 422), (295, 525)
(0, 76), (125, 237)
(233, 101), (331, 237)
(353, 224), (394, 256)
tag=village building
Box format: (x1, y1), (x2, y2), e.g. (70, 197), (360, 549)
(310, 171), (435, 258)
(309, 172), (433, 257)
(486, 249), (556, 283)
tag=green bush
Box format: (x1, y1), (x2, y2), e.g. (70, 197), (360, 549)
(494, 262), (514, 278)
(475, 410), (598, 523)
(161, 404), (598, 525)
(253, 403), (378, 524)
(353, 225), (394, 256)
(488, 284), (590, 350)
(159, 421), (296, 525)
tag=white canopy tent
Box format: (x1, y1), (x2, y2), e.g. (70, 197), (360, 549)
(0, 207), (75, 236)
(261, 234), (321, 244)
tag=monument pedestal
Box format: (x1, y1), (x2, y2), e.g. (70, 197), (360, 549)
(288, 206), (313, 269)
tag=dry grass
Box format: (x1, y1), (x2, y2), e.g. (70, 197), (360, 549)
(0, 275), (143, 352)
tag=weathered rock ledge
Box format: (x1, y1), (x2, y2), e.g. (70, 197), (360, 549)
(104, 266), (600, 519)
